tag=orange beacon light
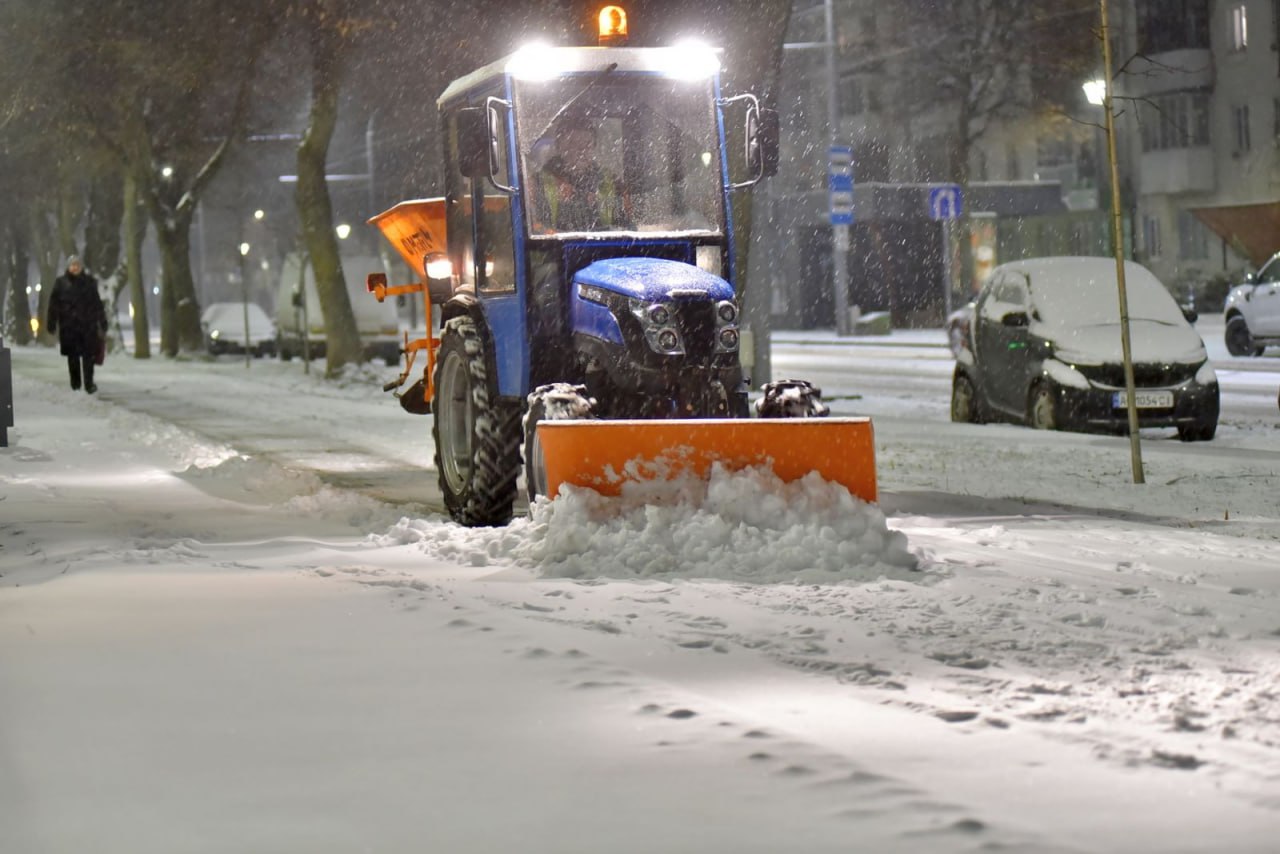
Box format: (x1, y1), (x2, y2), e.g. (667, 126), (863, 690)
(598, 6), (628, 46)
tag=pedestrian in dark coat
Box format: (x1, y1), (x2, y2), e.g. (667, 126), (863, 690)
(46, 256), (107, 394)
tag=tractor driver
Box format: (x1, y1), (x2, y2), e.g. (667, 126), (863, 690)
(534, 113), (625, 233)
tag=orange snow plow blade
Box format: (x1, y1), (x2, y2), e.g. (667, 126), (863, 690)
(536, 418), (877, 503)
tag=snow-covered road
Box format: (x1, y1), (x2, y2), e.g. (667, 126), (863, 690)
(3, 333), (1280, 853)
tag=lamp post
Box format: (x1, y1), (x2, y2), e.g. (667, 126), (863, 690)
(239, 240), (252, 369)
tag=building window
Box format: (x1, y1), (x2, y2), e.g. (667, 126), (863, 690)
(1140, 92), (1211, 151)
(1178, 210), (1210, 260)
(1233, 104), (1252, 152)
(1231, 3), (1248, 51)
(1137, 0), (1210, 52)
(1143, 215), (1164, 259)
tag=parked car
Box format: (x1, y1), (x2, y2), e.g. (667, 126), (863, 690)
(201, 302), (276, 357)
(1223, 251), (1280, 356)
(945, 302), (975, 358)
(275, 253), (402, 364)
(951, 257), (1218, 441)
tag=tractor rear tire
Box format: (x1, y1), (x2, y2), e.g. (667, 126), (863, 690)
(433, 316), (523, 527)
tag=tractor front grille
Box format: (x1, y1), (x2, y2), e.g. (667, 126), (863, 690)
(675, 300), (716, 359)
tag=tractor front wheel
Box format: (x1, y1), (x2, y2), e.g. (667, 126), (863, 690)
(433, 316), (523, 527)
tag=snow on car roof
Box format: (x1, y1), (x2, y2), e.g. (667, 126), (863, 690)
(998, 256), (1186, 327)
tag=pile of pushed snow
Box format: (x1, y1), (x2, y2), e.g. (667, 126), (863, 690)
(381, 465), (923, 584)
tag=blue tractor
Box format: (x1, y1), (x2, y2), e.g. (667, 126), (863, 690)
(367, 19), (852, 528)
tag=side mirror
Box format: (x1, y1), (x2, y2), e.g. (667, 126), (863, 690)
(1244, 272), (1259, 284)
(751, 108), (780, 178)
(1001, 310), (1030, 328)
(365, 272), (387, 294)
(1181, 305), (1199, 324)
(457, 108), (489, 179)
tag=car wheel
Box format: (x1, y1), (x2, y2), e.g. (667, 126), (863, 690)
(433, 316), (523, 527)
(950, 371), (983, 423)
(1028, 383), (1057, 430)
(1225, 315), (1264, 357)
(1177, 420), (1217, 442)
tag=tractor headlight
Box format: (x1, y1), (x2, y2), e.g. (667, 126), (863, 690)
(716, 300), (737, 324)
(717, 327), (739, 351)
(631, 299), (685, 355)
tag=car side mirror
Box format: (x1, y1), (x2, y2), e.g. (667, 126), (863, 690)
(1244, 272), (1259, 284)
(1001, 311), (1030, 328)
(1181, 305), (1198, 324)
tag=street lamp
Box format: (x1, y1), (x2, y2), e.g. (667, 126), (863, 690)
(253, 209), (265, 221)
(1083, 79), (1106, 107)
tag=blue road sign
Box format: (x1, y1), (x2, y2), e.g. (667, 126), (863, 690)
(927, 184), (963, 220)
(829, 146), (855, 226)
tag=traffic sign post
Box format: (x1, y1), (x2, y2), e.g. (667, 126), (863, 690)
(926, 184), (963, 319)
(829, 146), (854, 335)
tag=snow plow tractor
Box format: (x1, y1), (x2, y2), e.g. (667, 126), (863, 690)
(365, 6), (877, 526)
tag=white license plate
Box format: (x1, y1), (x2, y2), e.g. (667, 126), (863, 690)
(1112, 390), (1173, 409)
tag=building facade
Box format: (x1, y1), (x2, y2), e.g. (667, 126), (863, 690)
(1117, 0), (1280, 302)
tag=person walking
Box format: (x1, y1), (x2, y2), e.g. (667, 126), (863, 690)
(46, 256), (107, 394)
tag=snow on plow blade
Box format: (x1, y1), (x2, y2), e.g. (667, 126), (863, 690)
(536, 418), (877, 503)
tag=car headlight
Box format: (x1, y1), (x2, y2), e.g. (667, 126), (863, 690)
(1195, 360), (1217, 385)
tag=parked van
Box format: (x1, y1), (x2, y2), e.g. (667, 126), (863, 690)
(275, 253), (401, 363)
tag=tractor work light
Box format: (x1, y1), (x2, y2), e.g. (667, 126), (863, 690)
(716, 300), (738, 324)
(425, 254), (453, 281)
(598, 6), (628, 47)
(507, 43), (557, 81)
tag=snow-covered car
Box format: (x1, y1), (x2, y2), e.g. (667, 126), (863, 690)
(951, 257), (1218, 441)
(945, 302), (974, 358)
(201, 302), (276, 357)
(1223, 251), (1280, 356)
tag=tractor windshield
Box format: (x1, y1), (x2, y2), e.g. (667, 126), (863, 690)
(516, 76), (724, 238)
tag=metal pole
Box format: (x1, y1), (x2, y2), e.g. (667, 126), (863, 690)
(941, 219), (953, 318)
(1101, 0), (1144, 484)
(825, 0), (851, 336)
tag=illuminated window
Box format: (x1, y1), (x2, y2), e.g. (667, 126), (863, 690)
(1231, 4), (1248, 51)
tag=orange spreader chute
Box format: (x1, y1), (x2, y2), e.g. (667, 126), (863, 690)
(535, 417), (877, 503)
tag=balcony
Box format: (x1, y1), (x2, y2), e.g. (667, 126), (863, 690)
(1138, 146), (1215, 195)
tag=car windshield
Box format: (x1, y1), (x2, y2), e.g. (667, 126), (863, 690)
(1024, 260), (1187, 328)
(515, 76), (724, 238)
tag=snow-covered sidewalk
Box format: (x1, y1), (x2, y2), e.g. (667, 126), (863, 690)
(3, 347), (1279, 853)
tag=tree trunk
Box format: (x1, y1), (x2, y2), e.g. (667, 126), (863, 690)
(296, 23), (361, 377)
(123, 173), (150, 358)
(4, 220), (33, 345)
(30, 210), (59, 346)
(153, 210), (203, 357)
(85, 173), (125, 279)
